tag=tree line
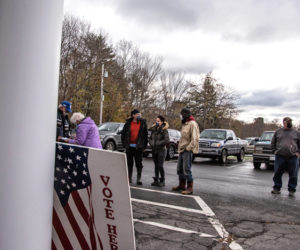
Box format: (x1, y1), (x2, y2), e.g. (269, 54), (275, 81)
(58, 15), (280, 137)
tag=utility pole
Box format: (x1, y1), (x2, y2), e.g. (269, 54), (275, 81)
(99, 62), (108, 125)
(99, 63), (104, 125)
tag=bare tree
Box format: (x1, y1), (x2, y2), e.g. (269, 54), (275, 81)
(115, 40), (163, 113)
(159, 71), (189, 116)
(59, 15), (90, 101)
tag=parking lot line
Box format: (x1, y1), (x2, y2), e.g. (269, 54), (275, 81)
(131, 186), (201, 198)
(133, 218), (216, 238)
(131, 198), (208, 215)
(208, 218), (243, 250)
(226, 165), (242, 169)
(131, 186), (244, 250)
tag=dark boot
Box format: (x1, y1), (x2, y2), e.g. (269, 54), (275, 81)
(136, 172), (142, 185)
(172, 179), (186, 191)
(151, 177), (159, 186)
(157, 177), (165, 187)
(182, 181), (193, 195)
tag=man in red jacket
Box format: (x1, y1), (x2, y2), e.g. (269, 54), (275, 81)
(121, 109), (148, 185)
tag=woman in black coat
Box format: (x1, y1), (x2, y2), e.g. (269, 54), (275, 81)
(149, 115), (170, 187)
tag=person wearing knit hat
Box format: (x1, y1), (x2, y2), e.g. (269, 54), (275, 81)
(271, 116), (300, 197)
(121, 109), (148, 185)
(172, 107), (200, 195)
(56, 100), (72, 140)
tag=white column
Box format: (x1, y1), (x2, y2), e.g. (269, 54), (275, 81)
(0, 1), (64, 250)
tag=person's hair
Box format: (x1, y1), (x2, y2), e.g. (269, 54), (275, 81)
(70, 112), (85, 124)
(157, 115), (165, 123)
(283, 117), (292, 122)
(131, 109), (140, 116)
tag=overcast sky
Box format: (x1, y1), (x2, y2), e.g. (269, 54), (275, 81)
(64, 0), (300, 123)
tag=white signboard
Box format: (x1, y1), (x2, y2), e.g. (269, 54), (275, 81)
(52, 143), (135, 250)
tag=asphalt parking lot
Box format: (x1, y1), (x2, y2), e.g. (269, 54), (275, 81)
(130, 157), (300, 250)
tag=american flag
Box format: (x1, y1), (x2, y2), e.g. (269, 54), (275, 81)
(52, 143), (103, 250)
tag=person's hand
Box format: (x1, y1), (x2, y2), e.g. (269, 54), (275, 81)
(296, 152), (300, 157)
(57, 136), (62, 142)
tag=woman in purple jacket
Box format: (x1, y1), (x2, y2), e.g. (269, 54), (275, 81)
(62, 112), (102, 149)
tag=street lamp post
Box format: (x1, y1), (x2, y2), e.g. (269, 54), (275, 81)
(99, 62), (108, 125)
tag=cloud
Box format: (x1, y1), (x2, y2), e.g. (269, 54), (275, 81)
(238, 89), (287, 107)
(163, 57), (215, 75)
(239, 88), (300, 108)
(238, 88), (300, 121)
(97, 0), (300, 42)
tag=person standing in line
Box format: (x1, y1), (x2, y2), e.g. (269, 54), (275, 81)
(121, 109), (148, 185)
(60, 112), (103, 149)
(172, 108), (199, 195)
(271, 117), (300, 197)
(149, 115), (170, 187)
(56, 101), (72, 141)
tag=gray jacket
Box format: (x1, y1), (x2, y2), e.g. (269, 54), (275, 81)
(271, 128), (300, 157)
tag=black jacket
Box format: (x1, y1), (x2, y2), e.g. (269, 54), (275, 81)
(149, 122), (170, 154)
(121, 118), (148, 150)
(271, 128), (300, 157)
(56, 109), (71, 138)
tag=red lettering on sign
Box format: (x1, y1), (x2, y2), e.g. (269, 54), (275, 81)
(103, 199), (114, 208)
(110, 243), (118, 250)
(100, 175), (110, 186)
(103, 187), (113, 198)
(105, 208), (115, 220)
(107, 224), (117, 235)
(109, 233), (118, 245)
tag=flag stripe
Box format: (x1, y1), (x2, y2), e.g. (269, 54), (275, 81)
(51, 240), (57, 250)
(71, 190), (90, 225)
(87, 187), (97, 250)
(88, 186), (104, 250)
(52, 208), (74, 250)
(53, 192), (83, 250)
(64, 203), (91, 249)
(52, 225), (64, 250)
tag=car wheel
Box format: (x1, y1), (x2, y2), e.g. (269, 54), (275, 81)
(105, 140), (116, 151)
(167, 144), (175, 160)
(253, 162), (261, 169)
(219, 150), (227, 164)
(237, 148), (245, 162)
(192, 154), (196, 162)
(265, 163), (273, 170)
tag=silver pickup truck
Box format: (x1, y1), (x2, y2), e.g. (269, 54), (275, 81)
(193, 129), (247, 164)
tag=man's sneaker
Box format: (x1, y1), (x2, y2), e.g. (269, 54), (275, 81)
(289, 191), (295, 197)
(271, 189), (281, 194)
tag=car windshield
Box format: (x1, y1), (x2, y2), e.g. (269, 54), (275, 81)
(98, 123), (120, 132)
(246, 138), (252, 143)
(260, 132), (274, 141)
(200, 130), (226, 140)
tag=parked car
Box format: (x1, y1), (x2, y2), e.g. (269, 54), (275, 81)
(193, 129), (247, 164)
(253, 131), (275, 170)
(98, 122), (125, 151)
(144, 128), (181, 160)
(245, 137), (259, 154)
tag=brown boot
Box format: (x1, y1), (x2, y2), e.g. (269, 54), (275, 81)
(182, 181), (193, 195)
(172, 179), (186, 191)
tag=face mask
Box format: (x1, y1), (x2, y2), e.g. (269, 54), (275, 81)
(180, 114), (183, 120)
(156, 122), (159, 126)
(287, 122), (292, 128)
(137, 115), (141, 120)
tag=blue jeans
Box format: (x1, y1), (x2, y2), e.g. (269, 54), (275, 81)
(177, 151), (193, 182)
(273, 155), (299, 192)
